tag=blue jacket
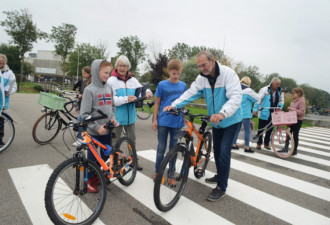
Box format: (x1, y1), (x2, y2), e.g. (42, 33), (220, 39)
(253, 85), (284, 120)
(0, 68), (17, 109)
(172, 62), (242, 128)
(107, 69), (152, 125)
(241, 84), (260, 119)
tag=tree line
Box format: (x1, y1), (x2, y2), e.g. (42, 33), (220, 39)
(1, 9), (329, 109)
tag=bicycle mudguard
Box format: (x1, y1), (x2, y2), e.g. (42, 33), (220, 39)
(1, 112), (14, 122)
(175, 131), (191, 140)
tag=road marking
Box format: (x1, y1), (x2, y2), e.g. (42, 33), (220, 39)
(114, 168), (234, 225)
(8, 164), (105, 225)
(138, 150), (330, 225)
(298, 146), (330, 157)
(299, 133), (330, 142)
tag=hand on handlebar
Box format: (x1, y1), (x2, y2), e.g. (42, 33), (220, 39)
(210, 113), (225, 125)
(110, 118), (119, 127)
(163, 106), (174, 112)
(128, 95), (137, 102)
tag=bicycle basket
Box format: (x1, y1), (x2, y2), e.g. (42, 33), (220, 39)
(38, 92), (66, 110)
(271, 111), (297, 125)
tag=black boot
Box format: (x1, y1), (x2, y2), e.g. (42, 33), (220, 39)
(292, 147), (297, 156)
(279, 141), (289, 153)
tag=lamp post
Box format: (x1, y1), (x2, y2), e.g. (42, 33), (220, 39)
(76, 47), (79, 83)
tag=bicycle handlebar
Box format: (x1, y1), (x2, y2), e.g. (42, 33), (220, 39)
(169, 108), (210, 122)
(259, 107), (281, 111)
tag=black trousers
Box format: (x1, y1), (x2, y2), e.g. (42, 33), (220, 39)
(257, 117), (273, 146)
(0, 116), (4, 140)
(289, 120), (303, 151)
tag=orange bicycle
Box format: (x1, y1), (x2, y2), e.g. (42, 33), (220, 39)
(45, 110), (137, 225)
(154, 108), (212, 212)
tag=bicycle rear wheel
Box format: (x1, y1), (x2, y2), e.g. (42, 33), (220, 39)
(45, 157), (107, 225)
(115, 137), (137, 186)
(154, 144), (190, 212)
(194, 131), (212, 178)
(32, 112), (62, 144)
(271, 127), (294, 158)
(0, 113), (15, 154)
(136, 103), (151, 120)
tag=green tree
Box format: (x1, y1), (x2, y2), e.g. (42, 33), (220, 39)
(0, 9), (47, 88)
(49, 23), (77, 84)
(280, 77), (297, 93)
(181, 57), (200, 87)
(116, 35), (147, 74)
(67, 43), (106, 79)
(263, 73), (281, 86)
(238, 66), (263, 91)
(149, 52), (168, 87)
(168, 42), (191, 62)
(23, 61), (34, 76)
(0, 43), (20, 74)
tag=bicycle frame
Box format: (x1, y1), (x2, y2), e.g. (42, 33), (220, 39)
(81, 131), (134, 179)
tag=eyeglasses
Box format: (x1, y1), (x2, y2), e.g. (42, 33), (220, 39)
(117, 65), (128, 68)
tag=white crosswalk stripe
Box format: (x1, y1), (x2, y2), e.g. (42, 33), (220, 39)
(8, 127), (330, 225)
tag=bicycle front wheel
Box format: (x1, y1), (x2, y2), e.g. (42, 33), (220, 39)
(32, 112), (62, 144)
(136, 103), (151, 120)
(154, 144), (190, 212)
(0, 113), (15, 154)
(271, 127), (295, 159)
(45, 157), (107, 225)
(194, 131), (212, 178)
(115, 137), (137, 186)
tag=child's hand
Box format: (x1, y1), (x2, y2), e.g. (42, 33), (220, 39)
(163, 106), (174, 112)
(98, 124), (107, 135)
(152, 120), (157, 132)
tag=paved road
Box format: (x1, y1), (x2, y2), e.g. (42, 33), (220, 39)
(1, 93), (329, 225)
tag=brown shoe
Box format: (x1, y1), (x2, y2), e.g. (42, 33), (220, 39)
(168, 178), (177, 187)
(256, 144), (261, 149)
(264, 145), (271, 150)
(153, 173), (157, 182)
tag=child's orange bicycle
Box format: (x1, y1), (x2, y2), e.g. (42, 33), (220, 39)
(45, 110), (137, 225)
(154, 108), (212, 212)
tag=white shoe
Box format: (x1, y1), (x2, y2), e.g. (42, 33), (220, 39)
(72, 139), (82, 147)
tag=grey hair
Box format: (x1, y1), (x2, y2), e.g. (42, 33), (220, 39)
(271, 77), (281, 83)
(115, 55), (131, 70)
(196, 50), (214, 61)
(0, 54), (8, 64)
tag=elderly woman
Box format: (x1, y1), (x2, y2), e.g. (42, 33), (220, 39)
(253, 77), (284, 150)
(231, 76), (260, 153)
(0, 54), (17, 145)
(107, 55), (152, 170)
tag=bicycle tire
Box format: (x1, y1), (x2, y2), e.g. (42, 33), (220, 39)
(115, 137), (137, 186)
(32, 112), (62, 144)
(194, 131), (212, 178)
(154, 144), (190, 212)
(136, 103), (152, 120)
(45, 157), (107, 225)
(271, 127), (295, 159)
(0, 113), (15, 154)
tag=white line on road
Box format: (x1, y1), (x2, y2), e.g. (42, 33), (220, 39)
(8, 164), (105, 225)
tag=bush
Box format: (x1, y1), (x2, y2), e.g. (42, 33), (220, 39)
(33, 84), (43, 92)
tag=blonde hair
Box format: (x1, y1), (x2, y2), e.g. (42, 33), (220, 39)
(240, 76), (251, 87)
(292, 87), (304, 97)
(0, 54), (8, 64)
(167, 59), (183, 71)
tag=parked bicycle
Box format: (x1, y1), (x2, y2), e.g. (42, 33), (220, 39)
(32, 92), (78, 145)
(45, 110), (137, 225)
(56, 86), (79, 119)
(136, 99), (154, 120)
(253, 107), (296, 158)
(154, 108), (212, 212)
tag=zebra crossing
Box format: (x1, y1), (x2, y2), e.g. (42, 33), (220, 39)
(8, 127), (330, 225)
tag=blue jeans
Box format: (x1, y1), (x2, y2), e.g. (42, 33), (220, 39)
(77, 115), (83, 139)
(242, 118), (251, 148)
(213, 123), (239, 192)
(232, 121), (242, 145)
(155, 126), (181, 173)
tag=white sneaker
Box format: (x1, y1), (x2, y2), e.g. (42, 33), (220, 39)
(72, 139), (82, 147)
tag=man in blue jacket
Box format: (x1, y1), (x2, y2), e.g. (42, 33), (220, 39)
(253, 77), (284, 150)
(164, 51), (242, 201)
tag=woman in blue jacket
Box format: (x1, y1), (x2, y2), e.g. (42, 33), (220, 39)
(232, 76), (260, 153)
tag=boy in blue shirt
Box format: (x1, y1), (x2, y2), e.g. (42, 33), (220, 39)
(152, 59), (187, 185)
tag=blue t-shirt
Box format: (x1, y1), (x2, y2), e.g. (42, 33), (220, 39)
(155, 80), (187, 128)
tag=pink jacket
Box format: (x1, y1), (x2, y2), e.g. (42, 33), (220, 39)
(289, 97), (306, 120)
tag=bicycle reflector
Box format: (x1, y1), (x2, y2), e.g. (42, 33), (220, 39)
(63, 213), (76, 220)
(102, 145), (112, 156)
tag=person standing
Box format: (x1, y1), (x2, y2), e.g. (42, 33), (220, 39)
(152, 59), (187, 183)
(107, 55), (152, 170)
(232, 76), (260, 153)
(253, 77), (284, 150)
(287, 87), (306, 156)
(164, 51), (242, 201)
(0, 54), (17, 145)
(79, 59), (118, 193)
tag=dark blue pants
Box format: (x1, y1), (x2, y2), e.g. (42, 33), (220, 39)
(212, 123), (239, 192)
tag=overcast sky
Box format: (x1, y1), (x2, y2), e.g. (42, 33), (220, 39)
(1, 0), (329, 93)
